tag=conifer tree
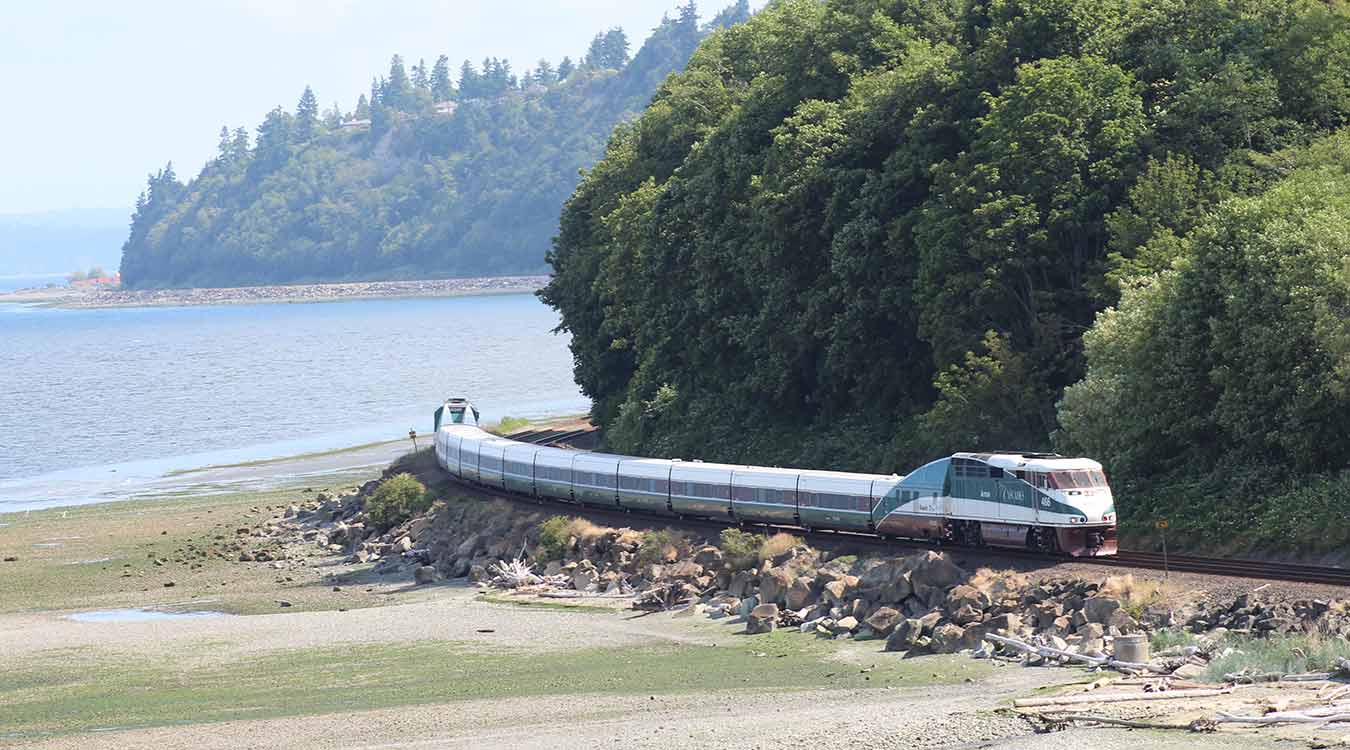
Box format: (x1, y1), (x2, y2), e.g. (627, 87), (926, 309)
(459, 59), (480, 99)
(355, 93), (371, 119)
(557, 56), (575, 80)
(217, 125), (234, 161)
(534, 59), (556, 86)
(412, 58), (429, 90)
(430, 55), (453, 101)
(385, 55), (412, 109)
(295, 85), (319, 141)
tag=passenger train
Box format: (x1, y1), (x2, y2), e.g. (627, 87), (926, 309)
(433, 398), (1118, 557)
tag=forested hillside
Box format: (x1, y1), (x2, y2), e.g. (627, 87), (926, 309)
(118, 2), (751, 288)
(543, 0), (1350, 554)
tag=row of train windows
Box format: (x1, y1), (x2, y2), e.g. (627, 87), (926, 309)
(619, 477), (668, 493)
(800, 492), (871, 512)
(573, 470), (616, 488)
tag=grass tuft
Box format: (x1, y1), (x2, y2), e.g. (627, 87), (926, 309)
(1205, 630), (1350, 681)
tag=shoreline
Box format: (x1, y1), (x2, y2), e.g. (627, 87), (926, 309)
(0, 274), (548, 310)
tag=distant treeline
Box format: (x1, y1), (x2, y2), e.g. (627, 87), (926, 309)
(118, 1), (751, 288)
(543, 0), (1350, 554)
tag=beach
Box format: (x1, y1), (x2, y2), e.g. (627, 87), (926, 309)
(0, 275), (548, 309)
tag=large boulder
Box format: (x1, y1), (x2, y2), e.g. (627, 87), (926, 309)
(985, 613), (1021, 635)
(786, 576), (819, 610)
(727, 570), (755, 597)
(864, 606), (902, 636)
(833, 616), (859, 634)
(759, 566), (793, 605)
(885, 618), (924, 651)
(571, 565), (597, 592)
(1084, 597), (1122, 624)
(931, 623), (967, 653)
(455, 533), (480, 558)
(859, 561), (912, 602)
(909, 551), (966, 591)
(413, 565), (438, 585)
(747, 603), (779, 634)
(693, 545), (724, 568)
(945, 584), (991, 613)
(666, 560), (704, 580)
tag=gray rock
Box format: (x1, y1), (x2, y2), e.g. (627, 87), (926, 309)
(759, 566), (793, 605)
(886, 618), (924, 651)
(864, 606), (902, 636)
(785, 576), (818, 610)
(449, 558), (471, 578)
(931, 622), (966, 653)
(1083, 596), (1121, 624)
(746, 603), (779, 634)
(455, 533), (481, 558)
(413, 565), (438, 585)
(834, 615), (859, 634)
(909, 551), (966, 591)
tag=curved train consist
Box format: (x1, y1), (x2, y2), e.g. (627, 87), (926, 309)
(433, 398), (1118, 557)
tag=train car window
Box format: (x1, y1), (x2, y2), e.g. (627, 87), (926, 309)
(989, 467), (1005, 478)
(1090, 470), (1107, 486)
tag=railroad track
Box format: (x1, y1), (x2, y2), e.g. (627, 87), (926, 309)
(491, 428), (1350, 588)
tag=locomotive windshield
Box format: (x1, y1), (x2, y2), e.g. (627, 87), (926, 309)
(1035, 470), (1108, 489)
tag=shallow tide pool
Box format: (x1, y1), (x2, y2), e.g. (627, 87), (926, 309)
(66, 608), (229, 623)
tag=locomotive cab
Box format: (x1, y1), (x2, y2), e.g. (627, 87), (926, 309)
(434, 397), (480, 432)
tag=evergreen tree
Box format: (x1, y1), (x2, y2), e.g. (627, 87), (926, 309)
(384, 55), (412, 109)
(534, 59), (556, 86)
(459, 59), (481, 98)
(217, 126), (233, 161)
(585, 28), (630, 70)
(430, 54), (453, 101)
(557, 56), (575, 81)
(295, 85), (319, 141)
(323, 103), (342, 129)
(369, 77), (382, 105)
(230, 126), (249, 157)
(677, 1), (699, 31)
(354, 93), (371, 119)
(411, 58), (429, 90)
(251, 106), (292, 176)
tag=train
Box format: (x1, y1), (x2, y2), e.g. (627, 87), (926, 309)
(432, 398), (1118, 557)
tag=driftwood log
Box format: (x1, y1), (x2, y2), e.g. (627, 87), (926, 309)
(1014, 687), (1234, 708)
(986, 634), (1171, 674)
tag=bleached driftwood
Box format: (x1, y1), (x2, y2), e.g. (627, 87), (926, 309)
(486, 557), (568, 589)
(1014, 687), (1234, 708)
(1215, 707), (1350, 726)
(986, 634), (1171, 674)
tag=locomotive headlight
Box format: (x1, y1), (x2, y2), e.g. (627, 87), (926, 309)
(1103, 513), (1115, 523)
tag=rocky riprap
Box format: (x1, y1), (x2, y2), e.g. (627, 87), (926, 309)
(243, 481), (1350, 663)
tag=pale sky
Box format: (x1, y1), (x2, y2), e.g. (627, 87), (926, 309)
(0, 1), (746, 216)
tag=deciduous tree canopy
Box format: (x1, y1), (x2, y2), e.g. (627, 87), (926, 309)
(542, 0), (1350, 553)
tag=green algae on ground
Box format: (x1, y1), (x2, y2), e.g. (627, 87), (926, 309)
(0, 634), (991, 739)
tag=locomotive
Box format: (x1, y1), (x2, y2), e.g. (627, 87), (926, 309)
(433, 398), (1117, 557)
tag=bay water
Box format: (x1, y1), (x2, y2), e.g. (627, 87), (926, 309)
(0, 293), (587, 511)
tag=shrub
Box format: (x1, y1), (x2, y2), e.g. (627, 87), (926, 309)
(636, 529), (682, 568)
(719, 528), (761, 570)
(365, 473), (431, 530)
(1205, 631), (1350, 682)
(1149, 629), (1199, 652)
(1100, 574), (1168, 619)
(537, 516), (572, 560)
(758, 533), (802, 561)
(487, 416), (530, 435)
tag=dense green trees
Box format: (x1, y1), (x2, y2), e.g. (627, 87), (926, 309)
(119, 4), (752, 287)
(543, 0), (1350, 551)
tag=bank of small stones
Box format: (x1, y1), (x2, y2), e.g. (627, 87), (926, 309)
(240, 480), (1350, 664)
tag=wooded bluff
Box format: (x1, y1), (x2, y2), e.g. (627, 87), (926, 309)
(541, 0), (1350, 554)
(117, 2), (750, 288)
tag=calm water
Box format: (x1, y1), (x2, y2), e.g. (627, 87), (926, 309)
(0, 273), (65, 292)
(0, 293), (587, 510)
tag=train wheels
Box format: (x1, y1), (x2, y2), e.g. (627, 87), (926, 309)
(1027, 526), (1060, 554)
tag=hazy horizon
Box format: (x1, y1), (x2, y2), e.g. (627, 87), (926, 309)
(0, 1), (750, 217)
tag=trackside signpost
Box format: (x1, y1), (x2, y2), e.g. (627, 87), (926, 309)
(1157, 519), (1170, 579)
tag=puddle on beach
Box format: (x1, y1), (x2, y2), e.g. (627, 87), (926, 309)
(32, 542), (63, 548)
(64, 557), (112, 565)
(66, 608), (229, 623)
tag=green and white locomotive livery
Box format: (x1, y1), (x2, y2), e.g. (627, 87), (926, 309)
(433, 398), (1117, 557)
